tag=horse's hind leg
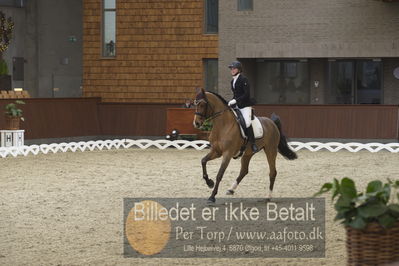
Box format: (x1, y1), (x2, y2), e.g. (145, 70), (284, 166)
(264, 147), (278, 199)
(201, 149), (221, 188)
(226, 152), (253, 195)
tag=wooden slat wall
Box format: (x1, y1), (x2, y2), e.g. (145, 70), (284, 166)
(83, 0), (218, 103)
(0, 99), (397, 140)
(254, 105), (399, 140)
(98, 102), (180, 136)
(166, 108), (201, 134)
(0, 98), (101, 139)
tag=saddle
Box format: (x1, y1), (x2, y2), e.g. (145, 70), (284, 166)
(231, 108), (264, 140)
(231, 108), (264, 159)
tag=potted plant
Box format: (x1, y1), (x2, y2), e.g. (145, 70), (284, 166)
(197, 120), (212, 140)
(4, 100), (25, 130)
(315, 178), (399, 265)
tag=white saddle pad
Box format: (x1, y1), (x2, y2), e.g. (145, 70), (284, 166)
(252, 117), (264, 139)
(234, 114), (264, 140)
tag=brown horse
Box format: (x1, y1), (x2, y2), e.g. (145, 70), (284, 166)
(193, 89), (297, 203)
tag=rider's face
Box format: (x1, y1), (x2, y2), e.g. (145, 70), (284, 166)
(230, 67), (239, 76)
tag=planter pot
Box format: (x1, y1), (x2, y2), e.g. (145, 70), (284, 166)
(346, 222), (399, 265)
(197, 131), (211, 141)
(4, 116), (21, 130)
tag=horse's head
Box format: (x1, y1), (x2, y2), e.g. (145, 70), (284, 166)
(193, 88), (210, 129)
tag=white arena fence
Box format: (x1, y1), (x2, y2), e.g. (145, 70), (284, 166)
(0, 139), (398, 158)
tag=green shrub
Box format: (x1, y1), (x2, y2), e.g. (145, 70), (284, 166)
(314, 178), (399, 229)
(0, 59), (8, 75)
(199, 120), (212, 131)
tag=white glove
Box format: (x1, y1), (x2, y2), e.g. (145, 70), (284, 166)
(228, 99), (237, 107)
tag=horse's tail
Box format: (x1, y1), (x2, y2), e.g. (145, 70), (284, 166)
(271, 113), (298, 160)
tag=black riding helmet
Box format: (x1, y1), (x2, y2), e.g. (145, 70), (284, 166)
(228, 61), (242, 72)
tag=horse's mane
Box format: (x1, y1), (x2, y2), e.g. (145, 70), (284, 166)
(207, 91), (228, 106)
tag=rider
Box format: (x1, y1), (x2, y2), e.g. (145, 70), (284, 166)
(227, 61), (258, 153)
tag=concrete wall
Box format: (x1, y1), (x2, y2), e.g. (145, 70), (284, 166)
(1, 0), (82, 97)
(219, 0), (399, 103)
(36, 0), (83, 98)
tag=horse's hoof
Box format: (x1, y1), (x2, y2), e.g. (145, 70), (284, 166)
(226, 189), (234, 195)
(206, 179), (214, 188)
(207, 197), (216, 203)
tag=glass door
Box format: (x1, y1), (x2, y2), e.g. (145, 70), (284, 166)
(327, 61), (354, 104)
(327, 60), (382, 104)
(356, 61), (382, 104)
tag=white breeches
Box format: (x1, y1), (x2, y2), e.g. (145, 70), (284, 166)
(240, 107), (252, 128)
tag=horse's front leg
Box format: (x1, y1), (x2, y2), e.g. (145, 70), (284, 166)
(201, 149), (221, 188)
(226, 151), (253, 195)
(208, 155), (232, 203)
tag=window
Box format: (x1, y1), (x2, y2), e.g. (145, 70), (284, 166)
(103, 0), (116, 57)
(356, 61), (382, 104)
(204, 59), (218, 92)
(327, 60), (382, 104)
(238, 0), (253, 11)
(254, 60), (310, 104)
(204, 0), (218, 34)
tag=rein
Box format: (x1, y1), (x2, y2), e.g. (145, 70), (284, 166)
(194, 98), (230, 123)
(203, 107), (230, 123)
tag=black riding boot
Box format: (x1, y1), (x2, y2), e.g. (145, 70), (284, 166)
(246, 125), (258, 153)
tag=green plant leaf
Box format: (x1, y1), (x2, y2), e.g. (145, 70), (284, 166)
(332, 178), (340, 200)
(355, 193), (367, 205)
(377, 184), (391, 204)
(366, 180), (383, 193)
(342, 209), (357, 224)
(388, 204), (399, 217)
(4, 101), (24, 117)
(340, 178), (357, 200)
(334, 195), (352, 210)
(313, 182), (332, 197)
(358, 202), (387, 218)
(334, 212), (345, 221)
(348, 216), (367, 229)
(6, 103), (15, 110)
(0, 59), (8, 75)
(377, 214), (397, 229)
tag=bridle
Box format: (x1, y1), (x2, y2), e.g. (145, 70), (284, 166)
(194, 98), (210, 118)
(194, 98), (230, 123)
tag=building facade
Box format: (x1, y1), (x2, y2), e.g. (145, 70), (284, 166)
(83, 0), (218, 103)
(3, 0), (399, 106)
(219, 0), (399, 105)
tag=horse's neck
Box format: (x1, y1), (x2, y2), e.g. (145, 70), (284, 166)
(208, 97), (235, 130)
